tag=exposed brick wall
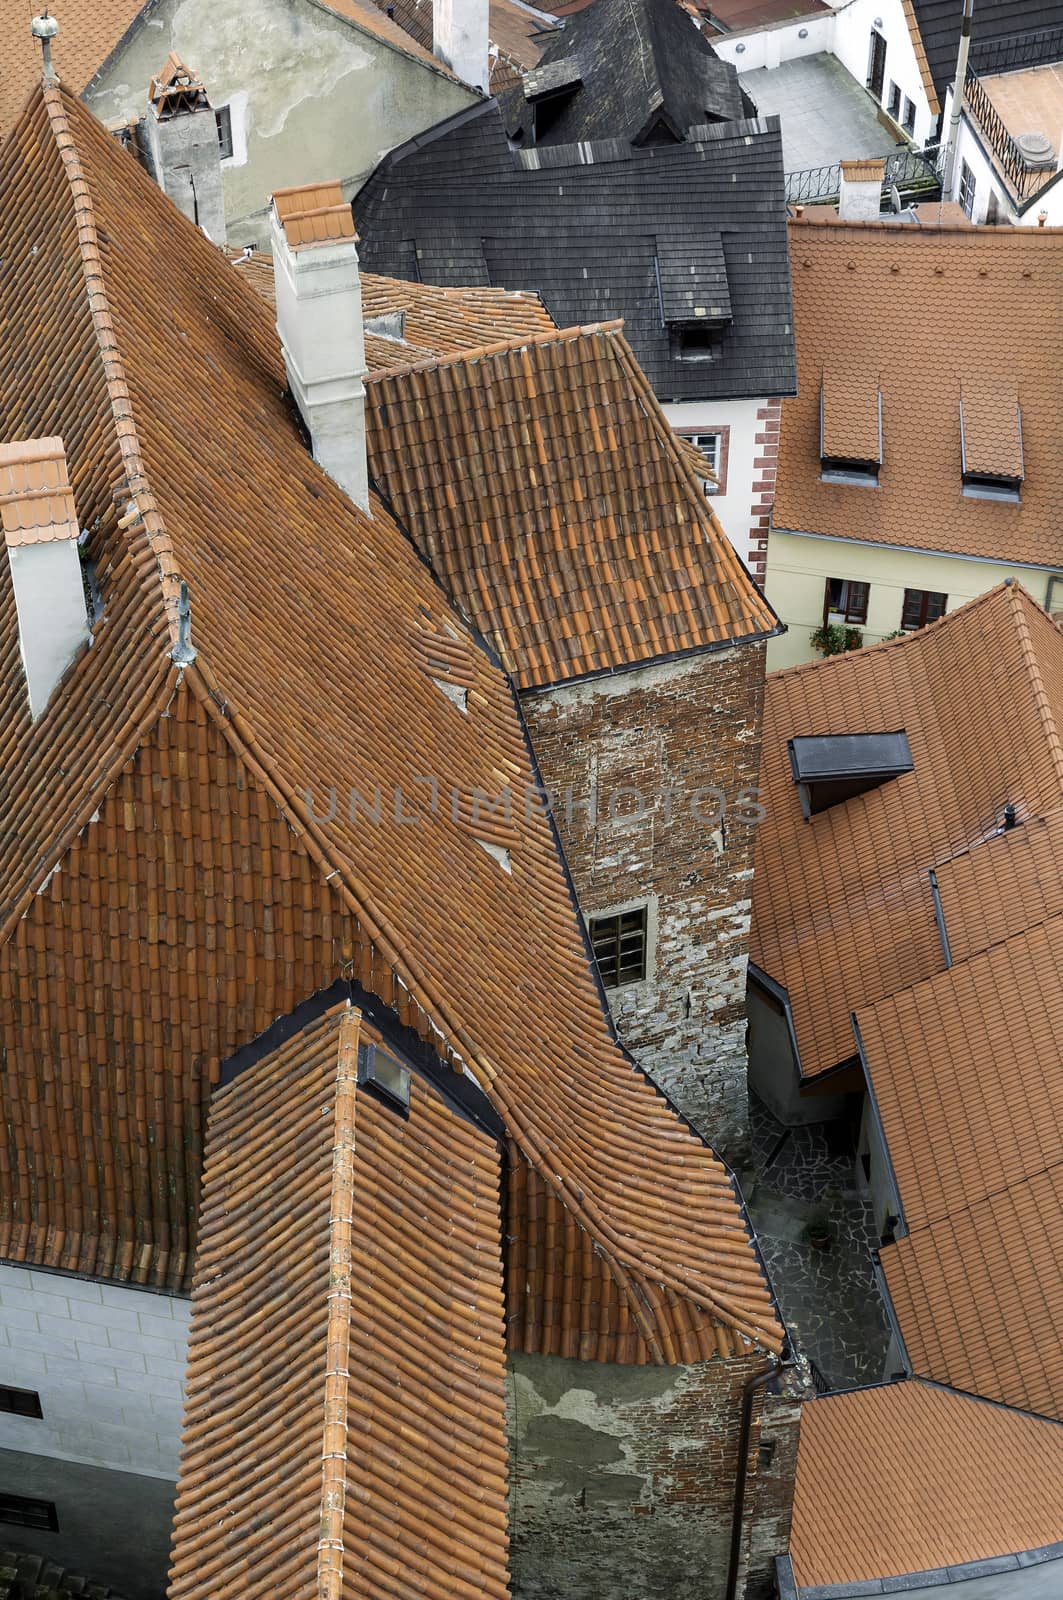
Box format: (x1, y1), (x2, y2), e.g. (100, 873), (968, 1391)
(748, 398), (781, 586)
(520, 642), (767, 1156)
(507, 1350), (799, 1600)
(740, 1369), (809, 1600)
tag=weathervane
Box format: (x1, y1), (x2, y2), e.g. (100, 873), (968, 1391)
(30, 9), (59, 81)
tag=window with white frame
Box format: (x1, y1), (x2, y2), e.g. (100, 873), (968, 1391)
(959, 160), (976, 219)
(687, 431), (722, 492)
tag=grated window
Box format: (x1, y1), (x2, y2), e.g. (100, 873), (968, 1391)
(590, 906), (648, 989)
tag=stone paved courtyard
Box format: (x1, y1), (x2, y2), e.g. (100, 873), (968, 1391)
(739, 1094), (892, 1390)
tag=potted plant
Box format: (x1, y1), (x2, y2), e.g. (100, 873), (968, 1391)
(810, 623), (845, 656)
(803, 1211), (832, 1251)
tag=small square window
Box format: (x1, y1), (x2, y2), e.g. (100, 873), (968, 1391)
(901, 589), (947, 631)
(824, 578), (869, 626)
(887, 81), (901, 118)
(674, 326), (718, 363)
(0, 1494), (58, 1532)
(590, 906), (648, 989)
(0, 1386), (43, 1419)
(902, 96), (916, 133)
(357, 1041), (411, 1115)
(215, 105), (234, 161)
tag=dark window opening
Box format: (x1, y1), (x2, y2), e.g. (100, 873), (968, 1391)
(824, 578), (870, 626)
(357, 1041), (411, 1115)
(861, 1149), (872, 1182)
(902, 96), (916, 133)
(215, 105), (234, 161)
(959, 159), (976, 219)
(901, 589), (947, 631)
(0, 1386), (43, 1419)
(887, 80), (901, 118)
(673, 325), (719, 363)
(0, 1495), (59, 1532)
(962, 470), (1021, 502)
(590, 907), (648, 989)
(867, 28), (887, 99)
(821, 456), (880, 485)
(788, 730), (914, 819)
(758, 1439), (777, 1471)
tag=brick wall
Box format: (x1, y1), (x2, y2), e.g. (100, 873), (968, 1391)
(507, 1349), (799, 1600)
(748, 398), (781, 586)
(520, 642), (767, 1156)
(0, 1263), (190, 1478)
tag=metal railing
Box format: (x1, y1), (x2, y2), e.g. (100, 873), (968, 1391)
(969, 22), (1063, 77)
(785, 146), (943, 206)
(963, 66), (1056, 201)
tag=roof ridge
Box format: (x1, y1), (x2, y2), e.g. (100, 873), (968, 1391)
(42, 81), (181, 647)
(317, 1005), (359, 1600)
(789, 214), (1063, 236)
(364, 317), (626, 382)
(1006, 580), (1063, 796)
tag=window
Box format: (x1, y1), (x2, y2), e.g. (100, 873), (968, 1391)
(215, 105), (234, 161)
(820, 456), (880, 485)
(1046, 576), (1063, 618)
(959, 159), (976, 219)
(887, 81), (901, 119)
(0, 1386), (43, 1419)
(866, 28), (887, 99)
(674, 326), (718, 363)
(901, 588), (947, 631)
(682, 430), (728, 494)
(357, 1041), (411, 1115)
(962, 471), (1020, 502)
(824, 578), (869, 626)
(902, 96), (916, 133)
(0, 1494), (59, 1532)
(590, 906), (648, 989)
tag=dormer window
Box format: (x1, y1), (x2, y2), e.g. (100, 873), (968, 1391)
(960, 384), (1023, 502)
(820, 376), (882, 486)
(357, 1041), (411, 1115)
(788, 731), (913, 821)
(658, 229), (732, 364)
(674, 325), (719, 362)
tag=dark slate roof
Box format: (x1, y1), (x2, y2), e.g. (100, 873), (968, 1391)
(910, 0), (1063, 102)
(355, 102), (796, 402)
(500, 0), (746, 146)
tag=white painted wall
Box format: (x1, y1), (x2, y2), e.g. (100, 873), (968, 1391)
(663, 396), (766, 566)
(940, 89), (1063, 225)
(713, 0), (936, 151)
(0, 1263), (190, 1479)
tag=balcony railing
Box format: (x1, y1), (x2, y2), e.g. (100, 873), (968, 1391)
(968, 23), (1063, 77)
(786, 146), (944, 206)
(963, 66), (1057, 201)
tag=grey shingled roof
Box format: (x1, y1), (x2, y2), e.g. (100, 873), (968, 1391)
(354, 101), (796, 402)
(910, 0), (1063, 101)
(501, 0), (747, 146)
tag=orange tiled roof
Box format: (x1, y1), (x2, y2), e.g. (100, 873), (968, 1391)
(0, 82), (781, 1357)
(790, 1380), (1063, 1587)
(0, 1), (147, 134)
(274, 181), (358, 249)
(169, 1004), (510, 1599)
(776, 217), (1063, 568)
(365, 327), (779, 688)
(960, 379), (1023, 480)
(750, 583), (1063, 1078)
(0, 437), (81, 547)
(839, 157), (886, 181)
(933, 804), (1063, 965)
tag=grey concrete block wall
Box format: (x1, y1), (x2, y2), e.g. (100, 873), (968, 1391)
(0, 1264), (190, 1479)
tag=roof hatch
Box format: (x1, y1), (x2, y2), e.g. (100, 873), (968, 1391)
(960, 383), (1023, 501)
(788, 731), (913, 820)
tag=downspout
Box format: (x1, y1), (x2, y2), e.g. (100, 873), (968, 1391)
(726, 1356), (796, 1600)
(942, 0), (974, 194)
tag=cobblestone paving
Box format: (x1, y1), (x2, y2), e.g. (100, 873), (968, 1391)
(740, 1094), (892, 1391)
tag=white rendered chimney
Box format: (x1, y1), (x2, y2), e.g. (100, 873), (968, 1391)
(0, 437), (90, 720)
(433, 0), (490, 92)
(145, 54), (226, 244)
(838, 158), (886, 221)
(270, 183), (370, 512)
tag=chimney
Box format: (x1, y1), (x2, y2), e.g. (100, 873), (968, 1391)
(0, 438), (90, 720)
(145, 54), (226, 243)
(433, 0), (490, 91)
(838, 158), (886, 221)
(270, 183), (370, 512)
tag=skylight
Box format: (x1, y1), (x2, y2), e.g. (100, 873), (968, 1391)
(788, 731), (913, 820)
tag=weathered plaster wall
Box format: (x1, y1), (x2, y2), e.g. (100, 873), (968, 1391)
(521, 643), (767, 1157)
(84, 0), (477, 245)
(507, 1352), (801, 1600)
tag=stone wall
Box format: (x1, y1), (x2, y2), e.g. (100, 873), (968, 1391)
(520, 642), (767, 1156)
(507, 1350), (799, 1600)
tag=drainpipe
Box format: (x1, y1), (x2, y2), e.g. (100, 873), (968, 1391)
(726, 1356), (797, 1600)
(943, 0), (975, 194)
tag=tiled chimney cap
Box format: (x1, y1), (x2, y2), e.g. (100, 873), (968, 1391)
(273, 182), (358, 250)
(0, 437), (80, 548)
(149, 53), (211, 118)
(839, 158), (887, 181)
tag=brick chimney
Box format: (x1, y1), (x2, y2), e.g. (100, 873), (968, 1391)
(0, 438), (90, 720)
(270, 183), (370, 512)
(433, 0), (490, 91)
(838, 158), (885, 221)
(145, 54), (226, 243)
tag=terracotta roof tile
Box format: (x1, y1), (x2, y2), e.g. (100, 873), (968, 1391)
(790, 1380), (1063, 1587)
(0, 82), (781, 1357)
(933, 804), (1063, 965)
(900, 0), (940, 116)
(0, 1), (147, 134)
(0, 437), (81, 547)
(961, 379), (1024, 480)
(365, 324), (778, 687)
(777, 218), (1063, 567)
(273, 181), (358, 249)
(169, 1004), (510, 1599)
(839, 157), (886, 181)
(751, 583), (1063, 1077)
(820, 370), (881, 462)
